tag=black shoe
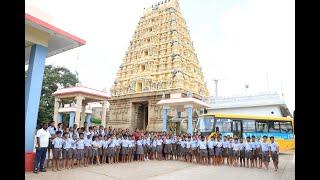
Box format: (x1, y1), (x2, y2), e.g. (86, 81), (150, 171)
(40, 169), (47, 172)
(33, 170), (38, 174)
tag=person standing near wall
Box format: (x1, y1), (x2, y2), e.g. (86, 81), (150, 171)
(33, 122), (51, 173)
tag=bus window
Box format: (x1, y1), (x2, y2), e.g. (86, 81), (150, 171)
(215, 118), (232, 132)
(268, 121), (280, 132)
(196, 116), (214, 132)
(280, 121), (293, 133)
(256, 121), (268, 133)
(243, 120), (255, 132)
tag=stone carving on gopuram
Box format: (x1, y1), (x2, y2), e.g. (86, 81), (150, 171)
(108, 0), (209, 131)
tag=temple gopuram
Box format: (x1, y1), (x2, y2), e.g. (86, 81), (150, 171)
(108, 0), (209, 131)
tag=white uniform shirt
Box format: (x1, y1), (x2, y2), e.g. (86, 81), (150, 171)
(35, 128), (51, 148)
(222, 141), (230, 148)
(152, 140), (157, 147)
(109, 139), (116, 148)
(216, 141), (223, 148)
(122, 139), (129, 147)
(165, 138), (172, 144)
(52, 137), (63, 148)
(239, 142), (245, 150)
(92, 140), (100, 149)
(102, 140), (109, 148)
(233, 142), (240, 151)
(186, 141), (191, 148)
(84, 138), (92, 147)
(137, 140), (143, 146)
(251, 141), (257, 150)
(129, 140), (135, 148)
(199, 141), (207, 150)
(245, 142), (252, 151)
(48, 126), (56, 136)
(156, 139), (163, 146)
(270, 142), (279, 152)
(76, 139), (85, 149)
(261, 142), (270, 152)
(191, 140), (198, 148)
(63, 138), (74, 149)
(207, 140), (214, 149)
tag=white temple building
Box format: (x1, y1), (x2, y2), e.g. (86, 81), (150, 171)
(206, 92), (292, 117)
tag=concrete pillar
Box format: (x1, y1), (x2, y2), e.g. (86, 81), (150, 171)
(25, 44), (48, 152)
(74, 96), (85, 128)
(185, 104), (193, 134)
(162, 105), (169, 132)
(57, 113), (63, 124)
(80, 103), (86, 127)
(69, 112), (75, 128)
(86, 114), (92, 127)
(101, 101), (108, 127)
(53, 97), (61, 127)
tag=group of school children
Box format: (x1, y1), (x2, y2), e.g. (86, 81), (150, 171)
(46, 122), (280, 172)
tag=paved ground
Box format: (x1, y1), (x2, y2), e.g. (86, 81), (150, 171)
(26, 151), (294, 180)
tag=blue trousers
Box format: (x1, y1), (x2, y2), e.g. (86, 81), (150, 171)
(33, 147), (47, 171)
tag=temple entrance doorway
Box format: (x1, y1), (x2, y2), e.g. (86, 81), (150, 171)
(133, 101), (149, 131)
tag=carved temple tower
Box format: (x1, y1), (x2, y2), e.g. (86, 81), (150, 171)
(108, 0), (209, 131)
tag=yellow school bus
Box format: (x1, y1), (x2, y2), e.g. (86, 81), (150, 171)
(195, 113), (294, 152)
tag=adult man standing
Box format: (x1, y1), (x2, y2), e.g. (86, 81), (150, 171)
(132, 128), (140, 140)
(33, 122), (51, 173)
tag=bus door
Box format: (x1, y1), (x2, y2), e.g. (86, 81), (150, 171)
(233, 120), (242, 138)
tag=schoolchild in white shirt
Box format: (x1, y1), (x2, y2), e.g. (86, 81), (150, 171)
(102, 135), (109, 164)
(70, 134), (78, 168)
(222, 136), (230, 165)
(149, 136), (155, 160)
(228, 137), (234, 166)
(185, 137), (192, 163)
(232, 138), (240, 167)
(261, 135), (271, 169)
(98, 135), (104, 163)
(239, 138), (246, 167)
(216, 136), (223, 165)
(83, 134), (93, 166)
(256, 137), (263, 168)
(62, 132), (73, 169)
(115, 135), (121, 163)
(108, 135), (116, 164)
(52, 131), (63, 172)
(121, 135), (129, 163)
(136, 136), (144, 161)
(128, 136), (135, 162)
(92, 136), (101, 165)
(190, 136), (198, 163)
(244, 137), (253, 168)
(198, 136), (208, 165)
(270, 136), (280, 171)
(156, 136), (163, 160)
(251, 136), (258, 168)
(207, 136), (215, 165)
(76, 133), (85, 168)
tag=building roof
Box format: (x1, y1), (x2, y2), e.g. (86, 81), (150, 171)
(52, 85), (110, 100)
(25, 12), (86, 64)
(207, 92), (292, 117)
(157, 97), (210, 108)
(207, 92), (285, 109)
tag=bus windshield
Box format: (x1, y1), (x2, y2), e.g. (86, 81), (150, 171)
(196, 116), (214, 132)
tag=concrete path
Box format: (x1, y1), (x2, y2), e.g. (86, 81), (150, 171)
(26, 151), (294, 180)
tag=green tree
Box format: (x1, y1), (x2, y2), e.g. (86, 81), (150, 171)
(35, 65), (79, 125)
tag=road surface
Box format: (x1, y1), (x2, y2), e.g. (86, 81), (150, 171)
(26, 151), (294, 180)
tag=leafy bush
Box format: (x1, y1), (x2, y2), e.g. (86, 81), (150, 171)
(91, 117), (101, 125)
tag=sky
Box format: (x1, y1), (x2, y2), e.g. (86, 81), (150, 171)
(25, 0), (295, 113)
